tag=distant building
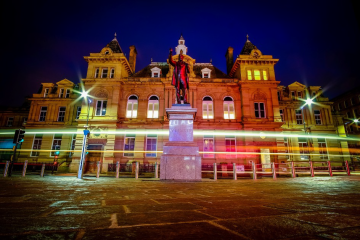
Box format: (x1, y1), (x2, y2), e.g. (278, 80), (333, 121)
(0, 34), (352, 172)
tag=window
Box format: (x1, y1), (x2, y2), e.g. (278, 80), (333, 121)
(202, 96), (214, 119)
(254, 102), (265, 118)
(31, 135), (42, 157)
(153, 72), (159, 77)
(59, 89), (64, 98)
(94, 68), (99, 78)
(280, 109), (284, 122)
(338, 103), (342, 110)
(76, 106), (81, 119)
(318, 138), (328, 159)
(314, 110), (321, 125)
(284, 137), (289, 159)
(44, 88), (49, 98)
(201, 68), (211, 78)
(203, 136), (214, 158)
(203, 73), (209, 78)
(96, 101), (107, 116)
(223, 97), (235, 119)
(145, 135), (157, 157)
(39, 107), (47, 121)
(101, 68), (108, 78)
(298, 138), (309, 160)
(263, 70), (268, 80)
(331, 105), (335, 112)
(247, 70), (252, 80)
(110, 68), (115, 78)
(225, 136), (236, 158)
(295, 110), (303, 124)
(22, 117), (27, 125)
(151, 67), (161, 78)
(6, 117), (14, 126)
(124, 134), (135, 157)
(291, 91), (295, 100)
(126, 95), (138, 118)
(50, 135), (62, 156)
(57, 107), (66, 122)
(277, 91), (281, 101)
(254, 70), (261, 80)
(65, 89), (70, 98)
(347, 111), (352, 118)
(147, 96), (159, 118)
(70, 134), (76, 157)
(297, 91), (302, 98)
(312, 91), (316, 97)
(344, 101), (348, 108)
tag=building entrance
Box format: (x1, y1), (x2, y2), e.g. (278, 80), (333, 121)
(84, 144), (104, 173)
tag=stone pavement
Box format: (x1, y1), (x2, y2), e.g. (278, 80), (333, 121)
(0, 175), (360, 239)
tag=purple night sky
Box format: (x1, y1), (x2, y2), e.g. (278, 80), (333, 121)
(1, 0), (360, 107)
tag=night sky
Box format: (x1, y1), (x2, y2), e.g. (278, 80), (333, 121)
(2, 0), (360, 107)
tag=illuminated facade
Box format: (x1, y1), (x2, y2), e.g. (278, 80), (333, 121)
(0, 34), (352, 172)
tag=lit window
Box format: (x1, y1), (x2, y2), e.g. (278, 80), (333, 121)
(280, 109), (284, 122)
(31, 135), (42, 157)
(59, 89), (64, 98)
(126, 95), (138, 118)
(51, 135), (62, 156)
(39, 107), (47, 122)
(223, 97), (235, 119)
(124, 134), (135, 157)
(57, 107), (66, 122)
(202, 96), (213, 119)
(247, 70), (252, 80)
(44, 88), (49, 98)
(263, 70), (268, 80)
(65, 89), (70, 98)
(76, 106), (81, 119)
(146, 135), (157, 157)
(314, 110), (321, 125)
(96, 100), (107, 116)
(6, 117), (14, 127)
(110, 68), (115, 78)
(101, 68), (108, 78)
(147, 96), (159, 118)
(318, 138), (328, 159)
(203, 136), (214, 158)
(298, 138), (309, 160)
(225, 136), (236, 158)
(295, 110), (303, 124)
(254, 70), (261, 80)
(94, 68), (99, 78)
(254, 102), (266, 118)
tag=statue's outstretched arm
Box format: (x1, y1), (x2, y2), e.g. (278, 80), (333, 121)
(168, 48), (175, 66)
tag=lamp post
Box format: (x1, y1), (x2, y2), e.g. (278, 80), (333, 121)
(77, 92), (92, 179)
(301, 98), (313, 160)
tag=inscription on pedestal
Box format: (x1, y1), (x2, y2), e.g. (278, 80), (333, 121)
(169, 119), (193, 142)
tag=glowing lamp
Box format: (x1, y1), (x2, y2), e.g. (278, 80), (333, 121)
(305, 98), (313, 105)
(81, 91), (88, 98)
(354, 119), (359, 123)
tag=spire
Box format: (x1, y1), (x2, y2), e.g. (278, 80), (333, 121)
(246, 34), (250, 42)
(104, 33), (123, 53)
(113, 32), (117, 41)
(179, 33), (184, 40)
(240, 34), (257, 55)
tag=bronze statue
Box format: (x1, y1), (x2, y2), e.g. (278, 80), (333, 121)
(169, 48), (190, 104)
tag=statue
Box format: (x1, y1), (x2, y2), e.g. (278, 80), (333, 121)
(169, 48), (190, 104)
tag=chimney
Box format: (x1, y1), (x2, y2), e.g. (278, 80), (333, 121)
(225, 47), (234, 75)
(129, 45), (137, 73)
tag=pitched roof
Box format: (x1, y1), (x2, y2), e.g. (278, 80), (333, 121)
(193, 64), (228, 78)
(240, 35), (258, 55)
(105, 34), (123, 53)
(132, 63), (169, 78)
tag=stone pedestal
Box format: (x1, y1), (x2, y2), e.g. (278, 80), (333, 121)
(160, 104), (201, 181)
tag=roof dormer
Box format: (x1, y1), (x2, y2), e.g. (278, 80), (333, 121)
(151, 67), (161, 78)
(201, 67), (212, 78)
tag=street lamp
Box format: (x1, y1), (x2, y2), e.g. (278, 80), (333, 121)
(78, 91), (92, 179)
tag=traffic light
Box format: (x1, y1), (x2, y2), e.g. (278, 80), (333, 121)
(13, 129), (26, 144)
(55, 151), (60, 155)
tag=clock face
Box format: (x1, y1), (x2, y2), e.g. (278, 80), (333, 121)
(253, 51), (259, 57)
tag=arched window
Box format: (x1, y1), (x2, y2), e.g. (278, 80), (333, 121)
(202, 96), (213, 119)
(148, 95), (159, 118)
(126, 95), (138, 118)
(223, 97), (235, 119)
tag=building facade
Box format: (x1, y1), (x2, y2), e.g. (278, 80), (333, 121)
(0, 34), (352, 172)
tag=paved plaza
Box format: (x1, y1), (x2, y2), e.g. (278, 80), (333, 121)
(0, 175), (360, 239)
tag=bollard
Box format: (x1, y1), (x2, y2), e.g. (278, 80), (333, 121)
(135, 162), (139, 179)
(3, 161), (10, 177)
(327, 161), (333, 177)
(233, 163), (237, 180)
(22, 160), (28, 177)
(213, 163), (217, 180)
(310, 161), (314, 177)
(291, 162), (296, 178)
(96, 161), (101, 178)
(40, 164), (45, 177)
(345, 160), (351, 176)
(116, 161), (120, 178)
(272, 162), (277, 179)
(154, 162), (159, 178)
(252, 162), (257, 180)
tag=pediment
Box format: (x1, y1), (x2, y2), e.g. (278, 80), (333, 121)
(288, 81), (306, 88)
(56, 78), (75, 86)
